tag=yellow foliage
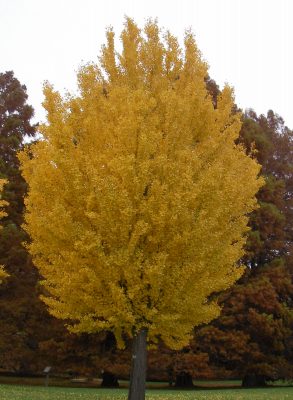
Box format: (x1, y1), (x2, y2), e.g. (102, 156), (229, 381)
(0, 179), (8, 283)
(19, 19), (263, 349)
(0, 179), (7, 220)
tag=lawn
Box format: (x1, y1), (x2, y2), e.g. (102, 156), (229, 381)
(0, 384), (292, 400)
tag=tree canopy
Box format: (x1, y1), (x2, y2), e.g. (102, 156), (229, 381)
(20, 19), (262, 353)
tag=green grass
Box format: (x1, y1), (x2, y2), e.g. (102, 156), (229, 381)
(0, 384), (292, 400)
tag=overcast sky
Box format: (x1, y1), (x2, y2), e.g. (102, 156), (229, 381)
(1, 0), (292, 128)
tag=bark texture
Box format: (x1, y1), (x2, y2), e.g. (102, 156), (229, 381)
(128, 328), (148, 400)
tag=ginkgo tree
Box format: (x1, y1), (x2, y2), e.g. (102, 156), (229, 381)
(20, 18), (263, 400)
(0, 179), (8, 283)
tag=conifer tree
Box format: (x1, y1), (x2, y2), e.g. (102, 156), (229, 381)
(20, 19), (262, 399)
(0, 71), (35, 275)
(0, 71), (45, 372)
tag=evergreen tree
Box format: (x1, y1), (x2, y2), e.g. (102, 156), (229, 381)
(0, 71), (45, 372)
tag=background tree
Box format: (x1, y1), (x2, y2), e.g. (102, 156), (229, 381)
(20, 19), (262, 399)
(193, 110), (293, 386)
(0, 178), (8, 283)
(0, 71), (55, 373)
(240, 110), (292, 267)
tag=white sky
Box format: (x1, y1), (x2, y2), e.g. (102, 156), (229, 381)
(1, 0), (292, 128)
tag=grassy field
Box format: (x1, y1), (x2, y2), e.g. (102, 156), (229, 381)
(0, 376), (243, 389)
(0, 384), (292, 400)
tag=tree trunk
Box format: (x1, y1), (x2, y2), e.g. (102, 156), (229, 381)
(101, 371), (119, 387)
(175, 371), (194, 388)
(242, 374), (267, 387)
(128, 328), (148, 400)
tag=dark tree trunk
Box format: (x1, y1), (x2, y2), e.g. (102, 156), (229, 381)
(175, 371), (194, 388)
(128, 328), (148, 400)
(242, 374), (267, 387)
(101, 371), (119, 387)
(167, 366), (174, 386)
